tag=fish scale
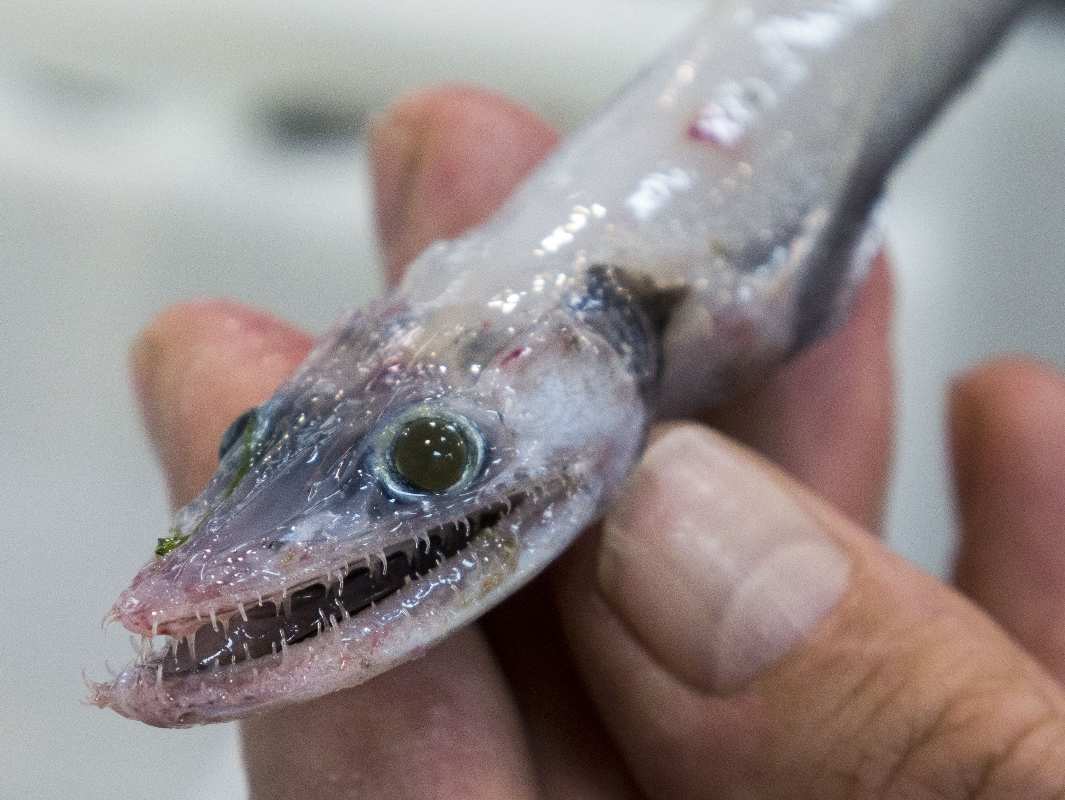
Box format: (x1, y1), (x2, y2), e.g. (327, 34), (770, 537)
(94, 0), (1032, 726)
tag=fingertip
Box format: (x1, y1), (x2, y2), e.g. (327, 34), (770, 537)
(951, 356), (1065, 437)
(950, 355), (1065, 522)
(951, 356), (1065, 680)
(369, 84), (558, 285)
(131, 299), (313, 507)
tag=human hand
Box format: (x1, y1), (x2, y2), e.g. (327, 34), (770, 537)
(130, 86), (1065, 798)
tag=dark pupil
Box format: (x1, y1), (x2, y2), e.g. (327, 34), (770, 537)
(392, 417), (469, 493)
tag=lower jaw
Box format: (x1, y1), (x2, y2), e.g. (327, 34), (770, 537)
(103, 523), (532, 726)
(101, 479), (597, 727)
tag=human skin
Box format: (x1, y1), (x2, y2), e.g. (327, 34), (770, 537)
(130, 86), (1065, 799)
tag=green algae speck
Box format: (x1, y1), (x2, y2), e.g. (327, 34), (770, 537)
(155, 527), (190, 557)
(223, 409), (258, 501)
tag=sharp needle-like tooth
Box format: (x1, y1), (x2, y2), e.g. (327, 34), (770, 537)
(282, 595), (292, 618)
(279, 634), (289, 656)
(238, 602), (248, 622)
(209, 608), (219, 631)
(378, 552), (388, 574)
(152, 620), (159, 638)
(195, 609), (202, 621)
(188, 629), (197, 663)
(243, 642), (252, 660)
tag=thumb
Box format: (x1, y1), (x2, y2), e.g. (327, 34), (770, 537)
(555, 425), (1065, 799)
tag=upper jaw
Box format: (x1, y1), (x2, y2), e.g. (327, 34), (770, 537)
(94, 471), (585, 727)
(110, 473), (565, 659)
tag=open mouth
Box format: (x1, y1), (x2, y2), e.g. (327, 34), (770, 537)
(155, 495), (524, 678)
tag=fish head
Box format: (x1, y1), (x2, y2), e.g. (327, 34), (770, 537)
(95, 274), (651, 725)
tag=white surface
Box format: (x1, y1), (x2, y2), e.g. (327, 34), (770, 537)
(0, 2), (1062, 797)
(886, 8), (1065, 574)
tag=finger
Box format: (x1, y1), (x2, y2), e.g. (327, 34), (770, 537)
(952, 358), (1065, 683)
(705, 254), (894, 530)
(369, 84), (558, 286)
(372, 86), (639, 797)
(242, 628), (537, 800)
(480, 576), (646, 800)
(131, 300), (538, 799)
(556, 424), (1065, 799)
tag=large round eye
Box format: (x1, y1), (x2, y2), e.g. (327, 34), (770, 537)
(374, 409), (484, 499)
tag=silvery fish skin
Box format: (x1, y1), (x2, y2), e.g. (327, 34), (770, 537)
(93, 0), (1030, 726)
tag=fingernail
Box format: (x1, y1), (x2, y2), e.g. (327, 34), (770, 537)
(598, 426), (851, 693)
(368, 115), (420, 284)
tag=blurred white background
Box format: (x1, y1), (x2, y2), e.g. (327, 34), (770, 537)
(0, 1), (1062, 797)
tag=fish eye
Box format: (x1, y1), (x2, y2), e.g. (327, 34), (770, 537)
(374, 409), (484, 499)
(219, 408), (257, 461)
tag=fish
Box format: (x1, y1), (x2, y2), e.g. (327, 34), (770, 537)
(91, 0), (1033, 726)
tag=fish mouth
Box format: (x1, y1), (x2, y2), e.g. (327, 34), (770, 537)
(152, 494), (526, 679)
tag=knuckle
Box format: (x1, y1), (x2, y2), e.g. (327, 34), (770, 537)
(880, 682), (1065, 799)
(800, 619), (1065, 799)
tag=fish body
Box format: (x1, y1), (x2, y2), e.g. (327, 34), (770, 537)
(94, 0), (1031, 726)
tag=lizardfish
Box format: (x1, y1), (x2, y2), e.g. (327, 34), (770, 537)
(92, 0), (1032, 726)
